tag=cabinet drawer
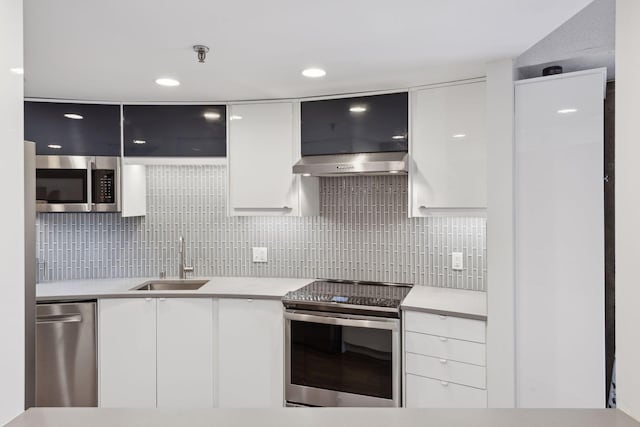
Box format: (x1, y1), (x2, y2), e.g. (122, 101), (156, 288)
(405, 331), (486, 366)
(405, 353), (486, 389)
(405, 374), (487, 408)
(404, 311), (486, 343)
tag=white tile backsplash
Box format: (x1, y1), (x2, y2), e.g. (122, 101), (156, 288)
(36, 165), (487, 290)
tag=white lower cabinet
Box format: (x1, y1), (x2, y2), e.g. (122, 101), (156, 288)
(217, 298), (284, 407)
(98, 298), (214, 408)
(403, 310), (487, 408)
(405, 331), (486, 366)
(405, 353), (485, 389)
(406, 374), (487, 408)
(156, 298), (214, 408)
(99, 298), (157, 407)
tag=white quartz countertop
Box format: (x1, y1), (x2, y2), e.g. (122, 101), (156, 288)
(37, 277), (487, 320)
(36, 276), (314, 302)
(6, 408), (639, 427)
(401, 285), (487, 320)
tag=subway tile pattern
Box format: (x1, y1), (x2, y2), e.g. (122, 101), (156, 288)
(36, 165), (487, 291)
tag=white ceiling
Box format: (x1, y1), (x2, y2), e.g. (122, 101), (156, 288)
(24, 0), (594, 102)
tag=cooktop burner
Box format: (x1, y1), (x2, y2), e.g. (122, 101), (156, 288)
(282, 279), (413, 317)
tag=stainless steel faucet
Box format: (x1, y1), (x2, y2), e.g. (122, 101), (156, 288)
(178, 236), (194, 279)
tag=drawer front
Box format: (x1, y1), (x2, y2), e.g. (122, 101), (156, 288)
(405, 353), (486, 389)
(405, 374), (487, 408)
(405, 331), (486, 366)
(404, 311), (486, 343)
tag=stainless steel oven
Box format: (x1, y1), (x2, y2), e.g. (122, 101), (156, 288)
(285, 309), (401, 407)
(36, 155), (121, 213)
(283, 280), (411, 407)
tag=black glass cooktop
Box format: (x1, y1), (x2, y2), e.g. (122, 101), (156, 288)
(282, 280), (412, 315)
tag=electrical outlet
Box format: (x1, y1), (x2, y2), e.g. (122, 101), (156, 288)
(451, 252), (464, 271)
(252, 247), (268, 263)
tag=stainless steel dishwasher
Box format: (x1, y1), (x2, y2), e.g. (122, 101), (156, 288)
(36, 301), (97, 407)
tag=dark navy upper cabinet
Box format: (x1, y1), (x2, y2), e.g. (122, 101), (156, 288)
(25, 101), (121, 156)
(301, 92), (408, 156)
(123, 105), (226, 157)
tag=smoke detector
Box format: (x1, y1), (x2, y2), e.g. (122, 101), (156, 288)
(193, 45), (210, 63)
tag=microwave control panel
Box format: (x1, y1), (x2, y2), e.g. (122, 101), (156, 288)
(92, 170), (115, 204)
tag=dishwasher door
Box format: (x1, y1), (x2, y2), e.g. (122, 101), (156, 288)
(36, 301), (97, 407)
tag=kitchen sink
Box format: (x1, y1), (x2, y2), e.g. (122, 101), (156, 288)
(130, 279), (209, 291)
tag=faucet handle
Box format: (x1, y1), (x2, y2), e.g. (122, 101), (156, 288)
(183, 265), (194, 276)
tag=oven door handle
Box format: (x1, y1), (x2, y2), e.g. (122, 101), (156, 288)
(284, 310), (399, 331)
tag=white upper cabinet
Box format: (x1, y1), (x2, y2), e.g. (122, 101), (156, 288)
(409, 81), (487, 217)
(121, 163), (146, 217)
(227, 101), (318, 216)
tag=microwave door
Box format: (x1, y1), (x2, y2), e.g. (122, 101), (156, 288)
(35, 156), (93, 213)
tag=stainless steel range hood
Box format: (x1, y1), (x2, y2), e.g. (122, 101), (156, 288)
(292, 152), (408, 177)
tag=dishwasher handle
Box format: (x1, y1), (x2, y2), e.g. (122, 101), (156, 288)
(36, 313), (82, 324)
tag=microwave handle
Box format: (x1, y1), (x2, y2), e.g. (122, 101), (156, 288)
(86, 159), (95, 211)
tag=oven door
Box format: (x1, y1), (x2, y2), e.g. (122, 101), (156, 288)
(285, 309), (401, 407)
(36, 156), (92, 212)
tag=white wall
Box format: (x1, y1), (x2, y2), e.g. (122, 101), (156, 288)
(0, 0), (25, 423)
(615, 0), (640, 420)
(486, 59), (517, 408)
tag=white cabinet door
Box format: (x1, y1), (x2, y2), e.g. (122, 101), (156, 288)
(156, 298), (214, 408)
(410, 81), (487, 216)
(98, 298), (157, 407)
(515, 69), (605, 408)
(121, 163), (146, 217)
(228, 102), (313, 216)
(217, 298), (284, 407)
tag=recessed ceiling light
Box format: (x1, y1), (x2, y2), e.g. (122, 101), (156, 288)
(229, 115), (243, 121)
(349, 106), (367, 113)
(47, 144), (62, 149)
(132, 139), (146, 144)
(10, 67), (24, 75)
(557, 108), (578, 114)
(452, 133), (467, 139)
(64, 113), (83, 120)
(302, 68), (326, 78)
(392, 135), (406, 140)
(203, 111), (221, 121)
(155, 77), (180, 87)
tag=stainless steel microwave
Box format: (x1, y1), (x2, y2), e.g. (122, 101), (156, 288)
(36, 155), (121, 213)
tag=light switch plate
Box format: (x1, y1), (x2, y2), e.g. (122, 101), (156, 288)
(452, 252), (464, 271)
(252, 247), (268, 263)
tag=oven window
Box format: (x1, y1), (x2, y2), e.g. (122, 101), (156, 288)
(36, 169), (87, 204)
(290, 320), (393, 399)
